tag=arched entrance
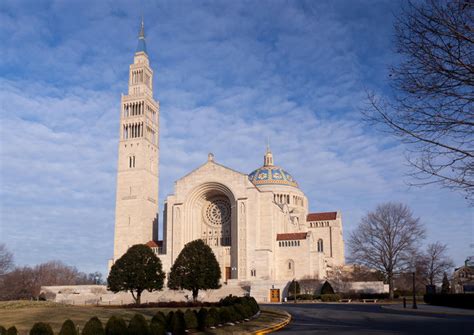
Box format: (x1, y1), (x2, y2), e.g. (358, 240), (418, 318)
(183, 182), (238, 281)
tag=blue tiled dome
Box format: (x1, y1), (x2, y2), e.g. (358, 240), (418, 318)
(248, 148), (298, 188)
(248, 166), (298, 188)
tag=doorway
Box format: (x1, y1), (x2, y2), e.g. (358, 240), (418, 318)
(270, 289), (280, 303)
(225, 267), (231, 282)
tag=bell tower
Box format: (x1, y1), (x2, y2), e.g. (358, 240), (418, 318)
(111, 19), (160, 264)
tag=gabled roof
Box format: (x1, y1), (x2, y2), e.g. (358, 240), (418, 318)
(307, 212), (337, 221)
(276, 232), (307, 241)
(146, 240), (162, 248)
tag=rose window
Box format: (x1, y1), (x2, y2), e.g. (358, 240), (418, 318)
(204, 197), (231, 226)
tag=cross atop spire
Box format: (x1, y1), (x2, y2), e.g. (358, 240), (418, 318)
(136, 17), (147, 54)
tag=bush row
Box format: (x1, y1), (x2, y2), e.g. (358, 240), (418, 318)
(424, 294), (474, 310)
(0, 296), (260, 335)
(287, 292), (397, 301)
(287, 293), (342, 301)
(340, 292), (397, 300)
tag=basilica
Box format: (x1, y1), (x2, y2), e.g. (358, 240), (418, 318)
(110, 21), (345, 302)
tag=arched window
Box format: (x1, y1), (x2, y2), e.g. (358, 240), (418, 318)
(317, 239), (324, 252)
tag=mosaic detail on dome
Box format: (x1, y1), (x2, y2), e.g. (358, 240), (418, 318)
(248, 166), (298, 187)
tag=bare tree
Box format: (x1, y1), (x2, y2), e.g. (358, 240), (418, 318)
(0, 260), (98, 300)
(0, 244), (13, 276)
(424, 241), (455, 286)
(364, 0), (474, 202)
(348, 202), (425, 299)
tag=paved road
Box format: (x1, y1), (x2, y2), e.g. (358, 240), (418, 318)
(262, 303), (474, 335)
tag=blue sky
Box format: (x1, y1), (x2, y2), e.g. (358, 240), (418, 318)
(0, 0), (472, 275)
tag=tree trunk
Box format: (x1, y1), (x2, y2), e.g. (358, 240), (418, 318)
(388, 273), (394, 300)
(192, 288), (199, 302)
(135, 290), (142, 305)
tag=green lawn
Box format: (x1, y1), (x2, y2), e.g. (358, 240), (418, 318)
(0, 301), (287, 334)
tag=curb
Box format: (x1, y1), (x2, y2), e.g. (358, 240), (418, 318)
(381, 305), (474, 317)
(253, 310), (292, 335)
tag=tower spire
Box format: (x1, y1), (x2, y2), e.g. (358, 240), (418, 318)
(136, 17), (147, 54)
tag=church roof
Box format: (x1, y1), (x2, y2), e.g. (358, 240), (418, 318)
(146, 240), (162, 248)
(276, 232), (307, 241)
(307, 212), (338, 221)
(136, 18), (147, 54)
(248, 147), (298, 188)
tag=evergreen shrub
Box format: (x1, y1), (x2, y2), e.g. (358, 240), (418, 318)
(320, 281), (335, 295)
(183, 309), (198, 330)
(218, 307), (231, 324)
(170, 310), (185, 335)
(150, 312), (166, 326)
(6, 327), (17, 335)
(197, 308), (208, 330)
(0, 326), (6, 335)
(128, 314), (150, 335)
(82, 317), (105, 335)
(208, 307), (220, 325)
(149, 322), (165, 335)
(30, 323), (53, 335)
(320, 294), (341, 302)
(204, 311), (216, 328)
(424, 294), (474, 309)
(105, 316), (128, 335)
(165, 311), (174, 332)
(59, 319), (77, 335)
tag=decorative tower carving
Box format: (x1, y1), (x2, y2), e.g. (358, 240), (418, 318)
(111, 19), (160, 264)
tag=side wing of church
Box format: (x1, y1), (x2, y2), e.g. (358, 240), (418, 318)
(111, 22), (345, 302)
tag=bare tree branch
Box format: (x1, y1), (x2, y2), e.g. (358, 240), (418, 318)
(363, 0), (474, 202)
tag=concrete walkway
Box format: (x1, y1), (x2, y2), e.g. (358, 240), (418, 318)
(382, 303), (474, 316)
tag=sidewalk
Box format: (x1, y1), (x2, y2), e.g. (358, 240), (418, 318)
(382, 303), (474, 316)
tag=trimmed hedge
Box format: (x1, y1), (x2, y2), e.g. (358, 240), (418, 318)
(170, 310), (185, 335)
(183, 309), (198, 330)
(30, 323), (53, 335)
(151, 311), (166, 326)
(197, 308), (208, 331)
(321, 294), (341, 302)
(105, 316), (128, 335)
(287, 294), (319, 301)
(4, 295), (261, 334)
(424, 294), (474, 310)
(59, 320), (77, 335)
(82, 317), (105, 335)
(149, 322), (165, 335)
(340, 292), (395, 300)
(207, 307), (220, 326)
(320, 281), (335, 295)
(128, 314), (150, 335)
(219, 307), (231, 324)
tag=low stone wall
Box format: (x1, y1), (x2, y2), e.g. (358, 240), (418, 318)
(40, 284), (247, 305)
(347, 281), (389, 293)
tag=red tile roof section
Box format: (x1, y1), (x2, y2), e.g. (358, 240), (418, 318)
(276, 232), (307, 241)
(306, 212), (337, 221)
(146, 240), (163, 248)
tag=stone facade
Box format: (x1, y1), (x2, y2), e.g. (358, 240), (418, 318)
(111, 22), (346, 302)
(110, 21), (159, 266)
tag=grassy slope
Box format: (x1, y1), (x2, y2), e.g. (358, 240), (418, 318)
(0, 301), (286, 334)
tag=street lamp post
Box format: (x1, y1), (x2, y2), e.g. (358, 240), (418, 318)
(293, 278), (297, 304)
(412, 270), (417, 309)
